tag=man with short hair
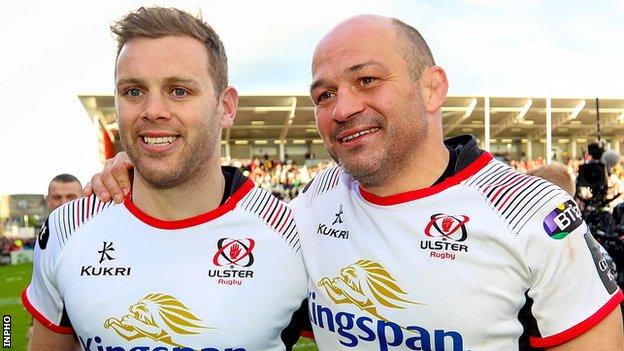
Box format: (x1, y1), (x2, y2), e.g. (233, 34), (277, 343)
(89, 14), (624, 351)
(27, 173), (83, 347)
(24, 7), (307, 351)
(45, 173), (83, 211)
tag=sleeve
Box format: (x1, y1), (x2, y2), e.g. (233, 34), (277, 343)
(21, 212), (74, 334)
(515, 191), (623, 348)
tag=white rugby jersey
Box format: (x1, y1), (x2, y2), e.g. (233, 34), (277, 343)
(23, 173), (308, 351)
(290, 136), (622, 351)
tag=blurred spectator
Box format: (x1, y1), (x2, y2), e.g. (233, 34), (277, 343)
(222, 157), (333, 202)
(527, 162), (576, 196)
(45, 173), (83, 211)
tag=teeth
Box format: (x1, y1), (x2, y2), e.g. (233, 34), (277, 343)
(341, 128), (379, 143)
(143, 136), (177, 145)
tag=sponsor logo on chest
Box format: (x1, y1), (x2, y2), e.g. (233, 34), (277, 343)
(80, 241), (131, 277)
(312, 260), (467, 350)
(420, 213), (470, 261)
(208, 238), (256, 286)
(316, 205), (349, 240)
(79, 293), (247, 351)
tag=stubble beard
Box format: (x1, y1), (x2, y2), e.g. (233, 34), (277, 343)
(326, 100), (428, 188)
(122, 121), (219, 190)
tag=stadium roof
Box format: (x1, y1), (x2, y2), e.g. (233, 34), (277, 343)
(79, 94), (624, 144)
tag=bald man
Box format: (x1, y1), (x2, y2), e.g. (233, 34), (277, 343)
(89, 14), (624, 351)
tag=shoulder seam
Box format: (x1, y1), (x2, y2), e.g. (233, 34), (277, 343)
(239, 188), (300, 252)
(308, 166), (342, 199)
(463, 159), (567, 236)
(49, 195), (114, 246)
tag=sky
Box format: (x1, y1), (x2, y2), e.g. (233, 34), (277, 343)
(0, 0), (623, 195)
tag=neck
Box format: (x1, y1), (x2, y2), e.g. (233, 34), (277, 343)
(361, 137), (450, 197)
(130, 161), (225, 221)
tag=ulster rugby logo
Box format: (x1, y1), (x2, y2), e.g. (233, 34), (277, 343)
(317, 260), (421, 321)
(424, 213), (469, 242)
(209, 238), (256, 286)
(212, 238), (255, 267)
(103, 294), (212, 347)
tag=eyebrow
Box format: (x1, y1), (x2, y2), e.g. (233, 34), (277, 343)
(309, 60), (389, 94)
(115, 76), (201, 89)
(116, 77), (145, 88)
(348, 60), (388, 73)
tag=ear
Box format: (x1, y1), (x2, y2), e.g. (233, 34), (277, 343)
(218, 86), (239, 129)
(419, 66), (448, 114)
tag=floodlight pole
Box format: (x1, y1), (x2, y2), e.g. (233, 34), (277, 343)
(484, 96), (490, 152)
(546, 97), (552, 164)
(595, 97), (601, 141)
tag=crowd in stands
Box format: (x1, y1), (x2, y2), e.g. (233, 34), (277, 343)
(3, 154), (624, 259)
(224, 154), (624, 206)
(0, 236), (35, 257)
(224, 157), (334, 202)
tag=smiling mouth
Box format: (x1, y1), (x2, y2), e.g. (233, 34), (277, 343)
(142, 136), (178, 145)
(340, 128), (380, 143)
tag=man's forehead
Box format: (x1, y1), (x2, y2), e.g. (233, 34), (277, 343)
(313, 20), (397, 71)
(49, 181), (82, 194)
(315, 16), (394, 52)
(115, 36), (211, 77)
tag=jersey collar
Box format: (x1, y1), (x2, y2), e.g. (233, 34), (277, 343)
(359, 152), (493, 206)
(124, 178), (254, 230)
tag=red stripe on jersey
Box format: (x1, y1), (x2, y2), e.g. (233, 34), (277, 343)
(530, 289), (624, 348)
(481, 169), (516, 195)
(278, 211), (292, 233)
(496, 175), (534, 211)
(262, 196), (277, 221)
(270, 203), (285, 227)
(21, 289), (74, 335)
(488, 172), (524, 203)
(360, 152), (493, 206)
(331, 168), (340, 187)
(86, 197), (91, 221)
(76, 199), (82, 227)
(124, 179), (254, 230)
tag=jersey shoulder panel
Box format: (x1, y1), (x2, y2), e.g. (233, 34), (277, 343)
(44, 194), (115, 248)
(462, 159), (567, 236)
(238, 187), (300, 252)
(24, 194), (115, 332)
(292, 166), (344, 209)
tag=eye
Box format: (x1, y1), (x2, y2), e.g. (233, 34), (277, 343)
(316, 91), (335, 104)
(172, 87), (188, 97)
(126, 88), (143, 97)
(358, 76), (377, 86)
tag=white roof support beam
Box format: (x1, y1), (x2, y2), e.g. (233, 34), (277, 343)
(490, 99), (531, 136)
(565, 100), (586, 122)
(516, 99), (532, 121)
(546, 97), (552, 165)
(535, 99), (587, 138)
(224, 126), (231, 142)
(444, 98), (478, 135)
(484, 96), (490, 152)
(491, 113), (518, 136)
(279, 97), (298, 141)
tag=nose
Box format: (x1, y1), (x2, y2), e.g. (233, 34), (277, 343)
(141, 94), (172, 122)
(332, 88), (365, 122)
